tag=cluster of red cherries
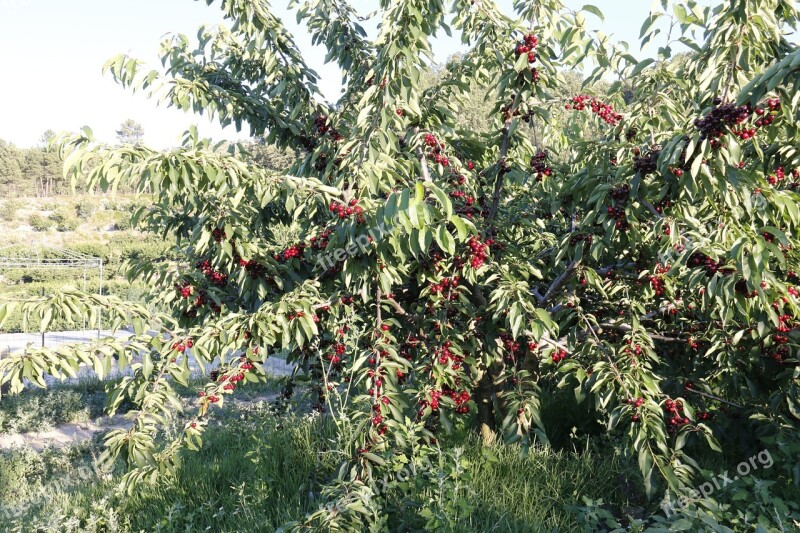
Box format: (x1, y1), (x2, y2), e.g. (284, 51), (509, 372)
(327, 342), (347, 365)
(465, 236), (490, 269)
(664, 398), (690, 432)
(212, 228), (226, 243)
(434, 340), (464, 370)
(766, 166), (799, 186)
(239, 258), (267, 278)
(695, 98), (753, 140)
(530, 150), (553, 181)
(430, 276), (460, 298)
(176, 280), (194, 299)
(220, 372), (245, 392)
(276, 243), (306, 263)
(606, 205), (628, 230)
(687, 251), (726, 277)
(309, 229), (333, 250)
(447, 172), (484, 219)
(418, 387), (471, 415)
(648, 263), (670, 296)
(201, 357), (257, 401)
(366, 374), (389, 435)
(622, 339), (644, 359)
(565, 95), (623, 126)
(626, 397), (645, 422)
(443, 386), (471, 414)
(419, 390), (444, 413)
(569, 233), (594, 247)
(424, 133), (450, 167)
(329, 199), (366, 223)
(514, 33), (540, 83)
(607, 184), (630, 229)
(171, 338), (194, 353)
(732, 98), (781, 140)
(448, 189), (475, 206)
(769, 345), (789, 364)
(551, 349), (568, 363)
(610, 184), (629, 202)
(696, 411), (713, 422)
(632, 146), (660, 175)
(314, 113), (342, 142)
(198, 390), (220, 403)
(196, 259), (228, 287)
(499, 333), (525, 362)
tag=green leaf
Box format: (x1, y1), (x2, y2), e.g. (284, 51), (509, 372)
(631, 58), (655, 76)
(436, 225), (456, 255)
(429, 183), (453, 218)
(514, 52), (529, 73)
(639, 12), (662, 39)
(451, 216), (468, 240)
(690, 154), (703, 178)
(362, 452), (385, 466)
(581, 4), (604, 20)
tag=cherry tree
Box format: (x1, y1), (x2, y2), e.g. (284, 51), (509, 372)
(1, 0), (799, 526)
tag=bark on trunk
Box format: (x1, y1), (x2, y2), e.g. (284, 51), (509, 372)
(475, 370), (496, 445)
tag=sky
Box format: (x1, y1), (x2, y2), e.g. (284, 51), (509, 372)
(0, 0), (683, 149)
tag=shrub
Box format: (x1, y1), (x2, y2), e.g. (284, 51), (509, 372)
(28, 213), (51, 231)
(0, 389), (91, 434)
(74, 198), (97, 219)
(112, 215), (131, 231)
(0, 199), (22, 220)
(49, 209), (78, 232)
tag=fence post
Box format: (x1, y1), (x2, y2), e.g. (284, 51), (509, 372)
(41, 287), (45, 348)
(98, 260), (103, 339)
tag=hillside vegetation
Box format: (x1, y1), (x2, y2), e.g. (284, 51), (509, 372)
(0, 195), (165, 333)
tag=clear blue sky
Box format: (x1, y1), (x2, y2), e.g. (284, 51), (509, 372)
(0, 0), (683, 149)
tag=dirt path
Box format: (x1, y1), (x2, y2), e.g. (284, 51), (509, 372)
(0, 393), (281, 452)
(0, 414), (130, 452)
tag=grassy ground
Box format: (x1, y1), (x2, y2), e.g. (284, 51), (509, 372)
(0, 377), (112, 434)
(0, 375), (281, 435)
(0, 411), (639, 532)
(0, 375), (797, 532)
(0, 372), (644, 532)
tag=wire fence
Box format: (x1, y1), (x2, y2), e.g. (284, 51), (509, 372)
(0, 244), (295, 386)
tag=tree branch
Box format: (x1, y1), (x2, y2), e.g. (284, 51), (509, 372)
(598, 321), (686, 343)
(684, 386), (743, 409)
(538, 261), (579, 305)
(640, 198), (663, 220)
(484, 92), (521, 237)
(414, 127), (432, 183)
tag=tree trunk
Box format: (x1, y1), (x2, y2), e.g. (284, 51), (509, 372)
(475, 370), (496, 445)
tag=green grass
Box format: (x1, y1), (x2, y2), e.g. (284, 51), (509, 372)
(461, 442), (640, 531)
(2, 395), (797, 532)
(0, 372), (283, 436)
(0, 377), (119, 434)
(0, 409), (342, 532)
(0, 354), (794, 531)
(0, 398), (643, 532)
